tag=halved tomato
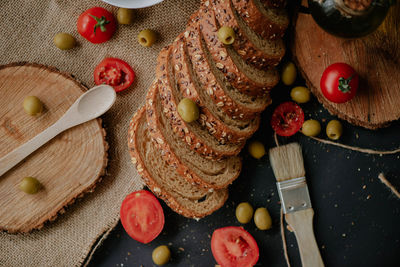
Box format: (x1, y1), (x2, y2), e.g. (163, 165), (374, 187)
(271, 101), (304, 137)
(120, 190), (164, 244)
(211, 226), (259, 267)
(94, 58), (135, 92)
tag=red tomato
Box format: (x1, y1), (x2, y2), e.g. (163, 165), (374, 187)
(94, 58), (135, 92)
(120, 190), (164, 244)
(271, 101), (304, 137)
(77, 7), (116, 44)
(211, 226), (259, 267)
(320, 63), (359, 103)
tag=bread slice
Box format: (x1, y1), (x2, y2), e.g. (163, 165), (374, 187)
(173, 34), (260, 144)
(156, 45), (244, 159)
(232, 0), (289, 40)
(184, 16), (272, 121)
(211, 0), (285, 69)
(146, 81), (242, 189)
(128, 106), (229, 218)
(196, 6), (279, 96)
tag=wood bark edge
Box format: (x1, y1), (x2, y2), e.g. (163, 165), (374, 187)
(0, 62), (109, 234)
(289, 7), (394, 130)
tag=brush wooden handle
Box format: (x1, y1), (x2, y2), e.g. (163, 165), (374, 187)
(285, 208), (324, 267)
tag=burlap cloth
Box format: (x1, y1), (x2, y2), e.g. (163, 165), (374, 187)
(0, 0), (199, 266)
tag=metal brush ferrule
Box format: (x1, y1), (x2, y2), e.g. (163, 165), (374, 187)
(276, 177), (312, 214)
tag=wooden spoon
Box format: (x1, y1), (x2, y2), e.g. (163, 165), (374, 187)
(0, 85), (116, 177)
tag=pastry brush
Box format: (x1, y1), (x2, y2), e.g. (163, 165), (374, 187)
(269, 143), (324, 267)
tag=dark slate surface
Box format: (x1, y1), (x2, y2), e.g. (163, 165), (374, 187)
(88, 4), (400, 263)
(87, 68), (400, 266)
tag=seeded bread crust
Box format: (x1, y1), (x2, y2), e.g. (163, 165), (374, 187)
(128, 106), (229, 218)
(146, 80), (242, 189)
(185, 17), (271, 121)
(130, 106), (208, 199)
(211, 0), (285, 69)
(261, 0), (286, 8)
(173, 35), (260, 144)
(196, 6), (279, 96)
(232, 0), (289, 40)
(156, 45), (244, 159)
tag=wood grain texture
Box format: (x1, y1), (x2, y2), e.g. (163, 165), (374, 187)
(0, 63), (108, 233)
(285, 208), (324, 267)
(291, 2), (400, 129)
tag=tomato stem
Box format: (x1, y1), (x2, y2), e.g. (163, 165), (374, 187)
(90, 15), (110, 34)
(338, 75), (353, 93)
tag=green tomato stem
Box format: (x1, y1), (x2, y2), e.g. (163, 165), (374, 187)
(90, 15), (110, 34)
(338, 75), (353, 93)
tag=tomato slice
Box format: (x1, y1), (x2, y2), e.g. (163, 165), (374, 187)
(211, 226), (259, 267)
(94, 58), (135, 92)
(120, 190), (164, 244)
(271, 101), (304, 137)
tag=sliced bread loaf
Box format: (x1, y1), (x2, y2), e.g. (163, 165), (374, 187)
(173, 35), (260, 144)
(197, 6), (279, 96)
(211, 0), (285, 69)
(232, 0), (289, 40)
(146, 81), (242, 189)
(128, 106), (229, 218)
(156, 45), (244, 159)
(184, 17), (272, 121)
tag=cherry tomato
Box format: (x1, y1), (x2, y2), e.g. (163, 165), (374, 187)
(211, 226), (259, 267)
(120, 190), (164, 244)
(320, 63), (359, 103)
(271, 102), (304, 137)
(94, 58), (135, 92)
(77, 7), (116, 44)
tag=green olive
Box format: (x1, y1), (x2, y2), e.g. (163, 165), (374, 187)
(217, 26), (236, 45)
(19, 177), (41, 194)
(177, 98), (199, 123)
(138, 29), (157, 47)
(117, 8), (134, 25)
(235, 202), (254, 224)
(302, 119), (321, 137)
(53, 33), (76, 50)
(23, 96), (43, 116)
(152, 245), (171, 266)
(291, 86), (310, 104)
(248, 141), (265, 159)
(281, 62), (297, 86)
(254, 207), (272, 230)
(326, 120), (343, 140)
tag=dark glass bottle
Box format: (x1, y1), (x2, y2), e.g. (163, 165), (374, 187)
(308, 0), (395, 38)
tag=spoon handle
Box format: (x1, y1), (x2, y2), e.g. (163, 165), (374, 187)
(0, 121), (64, 177)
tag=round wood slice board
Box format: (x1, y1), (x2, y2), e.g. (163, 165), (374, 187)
(0, 63), (108, 233)
(291, 2), (400, 129)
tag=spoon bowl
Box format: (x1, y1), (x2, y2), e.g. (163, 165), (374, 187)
(77, 85), (116, 119)
(64, 85), (116, 127)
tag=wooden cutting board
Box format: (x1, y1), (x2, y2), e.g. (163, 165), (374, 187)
(291, 2), (400, 129)
(0, 63), (108, 233)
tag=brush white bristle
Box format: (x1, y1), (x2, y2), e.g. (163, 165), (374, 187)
(269, 143), (305, 182)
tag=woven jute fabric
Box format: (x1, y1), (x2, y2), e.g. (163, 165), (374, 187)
(0, 0), (199, 266)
